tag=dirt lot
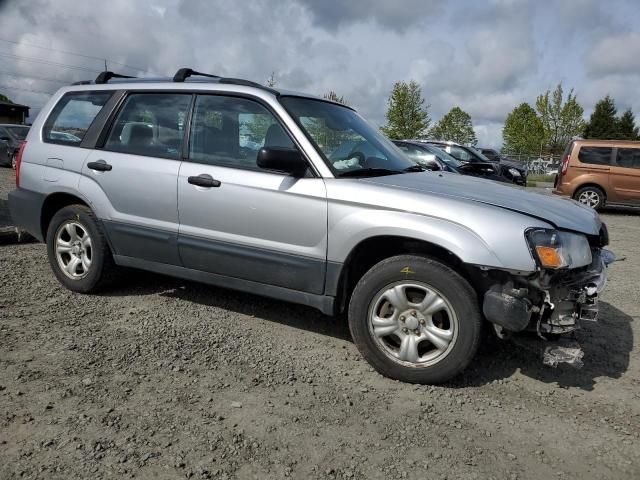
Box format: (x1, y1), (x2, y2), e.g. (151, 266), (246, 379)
(1, 167), (638, 479)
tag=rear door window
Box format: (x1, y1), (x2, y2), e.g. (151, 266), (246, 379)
(104, 93), (191, 160)
(577, 146), (612, 165)
(616, 148), (640, 169)
(43, 91), (113, 145)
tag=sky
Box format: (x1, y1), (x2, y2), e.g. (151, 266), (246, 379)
(0, 0), (639, 148)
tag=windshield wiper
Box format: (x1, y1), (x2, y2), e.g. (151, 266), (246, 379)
(337, 168), (403, 178)
(402, 165), (428, 172)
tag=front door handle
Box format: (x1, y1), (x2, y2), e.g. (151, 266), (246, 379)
(188, 174), (221, 188)
(87, 160), (112, 172)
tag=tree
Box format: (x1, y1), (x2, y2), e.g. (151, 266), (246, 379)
(616, 108), (639, 140)
(324, 90), (347, 105)
(0, 93), (12, 103)
(430, 106), (477, 145)
(502, 103), (545, 154)
(535, 83), (585, 154)
(583, 95), (617, 139)
(265, 72), (276, 87)
(380, 81), (431, 139)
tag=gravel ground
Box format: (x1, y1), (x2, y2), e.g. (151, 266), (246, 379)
(1, 167), (639, 479)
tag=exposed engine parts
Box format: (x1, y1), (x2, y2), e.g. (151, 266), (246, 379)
(480, 248), (614, 368)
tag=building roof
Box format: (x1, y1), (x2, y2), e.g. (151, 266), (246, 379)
(0, 101), (30, 110)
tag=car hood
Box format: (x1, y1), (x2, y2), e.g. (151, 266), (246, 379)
(361, 172), (601, 235)
(498, 158), (526, 170)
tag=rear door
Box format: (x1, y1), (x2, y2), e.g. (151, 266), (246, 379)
(79, 92), (192, 265)
(177, 94), (328, 294)
(611, 147), (640, 203)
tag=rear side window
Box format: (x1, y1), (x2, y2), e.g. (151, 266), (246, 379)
(104, 93), (191, 160)
(43, 91), (113, 145)
(577, 146), (612, 165)
(616, 148), (640, 169)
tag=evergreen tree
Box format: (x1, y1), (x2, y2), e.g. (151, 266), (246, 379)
(430, 106), (477, 145)
(380, 81), (431, 139)
(502, 103), (545, 154)
(0, 93), (12, 103)
(583, 95), (617, 139)
(616, 108), (639, 140)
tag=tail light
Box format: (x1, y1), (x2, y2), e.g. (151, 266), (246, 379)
(560, 154), (570, 176)
(15, 141), (26, 188)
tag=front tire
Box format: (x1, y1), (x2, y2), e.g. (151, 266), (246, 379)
(574, 186), (605, 211)
(46, 204), (115, 293)
(348, 255), (481, 384)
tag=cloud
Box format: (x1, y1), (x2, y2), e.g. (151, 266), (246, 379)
(586, 32), (640, 77)
(0, 0), (637, 151)
(296, 0), (442, 31)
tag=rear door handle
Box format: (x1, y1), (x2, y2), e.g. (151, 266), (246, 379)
(87, 160), (112, 172)
(188, 174), (221, 188)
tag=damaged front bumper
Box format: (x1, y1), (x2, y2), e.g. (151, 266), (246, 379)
(482, 248), (615, 367)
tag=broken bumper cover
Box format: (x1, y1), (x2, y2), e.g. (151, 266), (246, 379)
(483, 248), (614, 335)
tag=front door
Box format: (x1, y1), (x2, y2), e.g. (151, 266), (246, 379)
(177, 94), (328, 294)
(79, 92), (192, 264)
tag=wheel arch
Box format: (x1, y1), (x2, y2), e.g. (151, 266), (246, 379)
(329, 235), (485, 315)
(41, 192), (91, 240)
(573, 183), (607, 201)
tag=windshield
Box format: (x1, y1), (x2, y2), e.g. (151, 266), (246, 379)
(469, 146), (494, 162)
(280, 96), (414, 176)
(423, 144), (463, 168)
(5, 125), (29, 140)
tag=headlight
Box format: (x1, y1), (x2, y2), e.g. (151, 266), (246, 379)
(508, 167), (521, 177)
(526, 229), (592, 269)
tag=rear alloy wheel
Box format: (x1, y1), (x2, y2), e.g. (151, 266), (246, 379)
(46, 205), (115, 293)
(54, 221), (93, 280)
(574, 186), (605, 211)
(11, 153), (17, 170)
(348, 255), (481, 384)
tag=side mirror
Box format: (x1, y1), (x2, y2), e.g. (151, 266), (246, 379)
(257, 147), (307, 177)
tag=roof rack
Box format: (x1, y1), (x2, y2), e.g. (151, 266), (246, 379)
(95, 71), (137, 84)
(173, 68), (220, 82)
(172, 68), (278, 94)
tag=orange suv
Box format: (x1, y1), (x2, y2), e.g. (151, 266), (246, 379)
(553, 139), (640, 210)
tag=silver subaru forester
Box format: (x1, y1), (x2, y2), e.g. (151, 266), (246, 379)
(9, 69), (613, 383)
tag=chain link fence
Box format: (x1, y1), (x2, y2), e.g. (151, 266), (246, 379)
(503, 153), (562, 175)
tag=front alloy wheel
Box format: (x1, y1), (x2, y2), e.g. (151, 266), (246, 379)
(348, 255), (481, 384)
(368, 282), (458, 367)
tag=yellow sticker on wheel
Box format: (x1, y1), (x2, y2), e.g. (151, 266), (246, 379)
(400, 267), (414, 274)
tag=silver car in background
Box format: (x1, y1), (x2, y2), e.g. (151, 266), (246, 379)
(9, 69), (613, 383)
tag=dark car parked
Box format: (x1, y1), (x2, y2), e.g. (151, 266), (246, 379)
(0, 124), (30, 169)
(394, 140), (518, 183)
(393, 140), (508, 182)
(478, 147), (529, 185)
(424, 141), (527, 185)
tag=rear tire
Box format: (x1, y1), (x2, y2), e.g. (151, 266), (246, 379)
(348, 255), (481, 384)
(11, 153), (17, 170)
(46, 205), (116, 293)
(574, 186), (605, 211)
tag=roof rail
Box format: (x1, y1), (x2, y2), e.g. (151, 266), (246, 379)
(95, 71), (137, 84)
(173, 68), (220, 82)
